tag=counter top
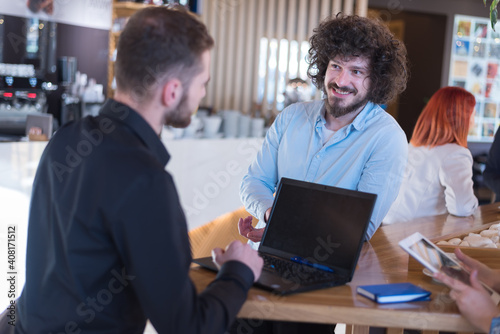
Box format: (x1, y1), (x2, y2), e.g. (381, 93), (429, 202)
(0, 137), (263, 315)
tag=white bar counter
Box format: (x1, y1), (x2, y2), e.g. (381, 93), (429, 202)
(0, 136), (263, 318)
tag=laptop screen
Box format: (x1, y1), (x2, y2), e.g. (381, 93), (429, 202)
(259, 178), (376, 275)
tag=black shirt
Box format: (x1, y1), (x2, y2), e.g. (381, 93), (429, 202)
(16, 99), (254, 333)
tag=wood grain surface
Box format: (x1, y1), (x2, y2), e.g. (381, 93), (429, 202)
(190, 203), (500, 332)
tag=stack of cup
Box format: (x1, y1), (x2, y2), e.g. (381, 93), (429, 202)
(172, 127), (184, 139)
(218, 110), (266, 138)
(238, 114), (251, 138)
(183, 116), (202, 138)
(222, 110), (240, 138)
(250, 118), (265, 137)
(203, 115), (222, 138)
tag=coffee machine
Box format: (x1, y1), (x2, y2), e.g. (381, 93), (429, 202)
(0, 63), (53, 140)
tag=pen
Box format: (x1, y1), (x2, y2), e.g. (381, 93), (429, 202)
(291, 256), (334, 273)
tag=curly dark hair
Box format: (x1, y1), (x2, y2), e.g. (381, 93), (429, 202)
(307, 14), (409, 105)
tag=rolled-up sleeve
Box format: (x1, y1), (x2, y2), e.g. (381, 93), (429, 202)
(240, 110), (291, 222)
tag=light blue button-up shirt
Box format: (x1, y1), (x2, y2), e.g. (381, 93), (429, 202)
(240, 100), (408, 245)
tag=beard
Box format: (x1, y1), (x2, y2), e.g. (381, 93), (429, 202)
(324, 82), (370, 118)
(165, 91), (192, 128)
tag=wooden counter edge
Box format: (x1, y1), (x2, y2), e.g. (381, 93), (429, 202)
(237, 300), (475, 332)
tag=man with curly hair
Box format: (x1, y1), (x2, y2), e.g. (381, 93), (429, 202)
(238, 14), (409, 250)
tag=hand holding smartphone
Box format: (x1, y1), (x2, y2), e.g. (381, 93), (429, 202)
(399, 232), (500, 305)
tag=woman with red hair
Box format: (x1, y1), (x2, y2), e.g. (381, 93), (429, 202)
(384, 86), (478, 224)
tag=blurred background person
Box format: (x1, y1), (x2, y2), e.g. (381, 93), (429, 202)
(384, 86), (478, 224)
(283, 78), (312, 108)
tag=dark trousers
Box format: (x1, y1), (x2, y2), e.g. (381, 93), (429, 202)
(228, 319), (335, 334)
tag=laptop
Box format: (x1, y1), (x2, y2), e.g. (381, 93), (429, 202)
(193, 177), (377, 295)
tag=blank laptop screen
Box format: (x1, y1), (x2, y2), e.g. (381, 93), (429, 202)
(260, 179), (375, 273)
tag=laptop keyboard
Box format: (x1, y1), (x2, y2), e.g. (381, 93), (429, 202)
(261, 254), (339, 285)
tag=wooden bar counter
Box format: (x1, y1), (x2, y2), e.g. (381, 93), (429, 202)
(190, 203), (500, 333)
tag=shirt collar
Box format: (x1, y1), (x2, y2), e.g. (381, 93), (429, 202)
(315, 100), (377, 132)
(100, 99), (170, 167)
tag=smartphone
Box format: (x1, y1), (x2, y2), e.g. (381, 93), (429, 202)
(399, 232), (500, 305)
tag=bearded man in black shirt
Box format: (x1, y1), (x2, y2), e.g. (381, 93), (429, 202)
(9, 6), (262, 334)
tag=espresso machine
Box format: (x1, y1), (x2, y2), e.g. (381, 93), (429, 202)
(0, 63), (53, 140)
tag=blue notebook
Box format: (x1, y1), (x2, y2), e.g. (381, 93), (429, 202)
(356, 282), (431, 304)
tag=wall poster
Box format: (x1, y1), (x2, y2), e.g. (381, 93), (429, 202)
(449, 14), (500, 142)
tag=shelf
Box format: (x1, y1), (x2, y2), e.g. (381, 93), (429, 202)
(114, 2), (158, 17)
(114, 2), (150, 10)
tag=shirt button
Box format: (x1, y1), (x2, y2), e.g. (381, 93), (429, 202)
(316, 155), (320, 158)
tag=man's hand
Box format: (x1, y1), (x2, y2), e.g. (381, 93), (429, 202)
(455, 248), (500, 291)
(434, 269), (500, 333)
(211, 240), (263, 282)
(238, 215), (264, 242)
